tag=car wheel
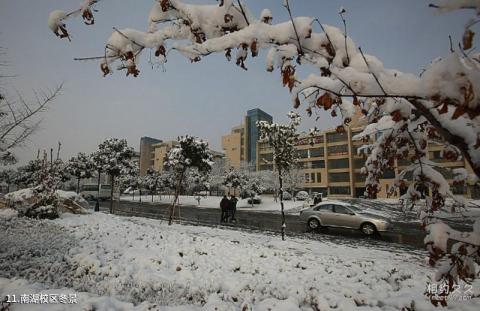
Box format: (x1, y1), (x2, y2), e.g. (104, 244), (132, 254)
(308, 218), (321, 230)
(361, 222), (376, 236)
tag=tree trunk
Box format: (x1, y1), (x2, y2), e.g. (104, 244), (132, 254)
(152, 192), (154, 202)
(139, 189), (142, 203)
(169, 172), (184, 225)
(109, 175), (114, 214)
(96, 171), (101, 210)
(279, 169), (286, 241)
(77, 178), (80, 193)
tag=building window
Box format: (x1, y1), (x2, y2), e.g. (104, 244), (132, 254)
(353, 158), (365, 169)
(309, 148), (324, 157)
(317, 173), (321, 183)
(328, 158), (349, 169)
(260, 153), (273, 162)
(305, 173), (310, 183)
(311, 173), (316, 183)
(297, 149), (309, 159)
(327, 144), (348, 156)
(311, 160), (325, 168)
(381, 169), (395, 179)
(328, 172), (350, 182)
(329, 186), (351, 195)
(326, 132), (348, 143)
(451, 184), (466, 195)
(296, 136), (324, 146)
(355, 173), (366, 182)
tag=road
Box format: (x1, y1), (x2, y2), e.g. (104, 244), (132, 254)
(96, 200), (435, 249)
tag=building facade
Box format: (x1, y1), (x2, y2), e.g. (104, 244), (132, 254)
(139, 136), (162, 176)
(152, 140), (179, 172)
(257, 125), (475, 199)
(222, 108), (272, 169)
(221, 125), (246, 169)
(245, 108), (273, 164)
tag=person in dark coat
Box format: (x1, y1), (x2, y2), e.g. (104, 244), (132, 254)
(313, 194), (322, 205)
(229, 195), (238, 223)
(220, 195), (229, 222)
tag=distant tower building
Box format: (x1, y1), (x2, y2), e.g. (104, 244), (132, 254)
(139, 137), (162, 176)
(222, 108), (272, 170)
(245, 108), (273, 164)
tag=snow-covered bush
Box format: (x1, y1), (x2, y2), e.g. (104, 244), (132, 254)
(49, 0), (480, 302)
(4, 189), (89, 218)
(164, 136), (213, 224)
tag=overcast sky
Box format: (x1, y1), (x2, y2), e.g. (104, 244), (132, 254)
(0, 0), (472, 165)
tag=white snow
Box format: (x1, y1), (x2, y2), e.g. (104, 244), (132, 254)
(1, 212), (479, 309)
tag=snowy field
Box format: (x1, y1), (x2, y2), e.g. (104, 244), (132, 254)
(120, 194), (306, 213)
(1, 210), (479, 310)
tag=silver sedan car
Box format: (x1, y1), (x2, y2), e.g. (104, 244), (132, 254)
(299, 201), (393, 235)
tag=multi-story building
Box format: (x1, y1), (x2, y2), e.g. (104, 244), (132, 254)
(221, 125), (246, 169)
(222, 108), (272, 169)
(151, 140), (179, 172)
(139, 136), (162, 176)
(245, 108), (273, 164)
(257, 120), (476, 199)
(148, 140), (225, 173)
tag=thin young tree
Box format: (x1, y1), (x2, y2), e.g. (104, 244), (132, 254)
(66, 152), (94, 193)
(0, 168), (17, 193)
(93, 138), (134, 213)
(164, 136), (213, 225)
(258, 111), (301, 240)
(222, 167), (248, 196)
(144, 168), (162, 202)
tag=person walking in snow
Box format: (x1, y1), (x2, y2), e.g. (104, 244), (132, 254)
(220, 195), (229, 223)
(229, 195), (238, 223)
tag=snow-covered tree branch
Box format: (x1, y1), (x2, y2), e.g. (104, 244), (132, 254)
(49, 0), (480, 303)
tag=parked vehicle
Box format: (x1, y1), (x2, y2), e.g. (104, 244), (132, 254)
(299, 201), (393, 236)
(247, 195), (262, 205)
(80, 184), (112, 201)
(295, 191), (309, 201)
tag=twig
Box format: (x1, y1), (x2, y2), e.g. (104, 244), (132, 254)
(312, 19), (335, 56)
(358, 46), (387, 95)
(284, 0), (304, 56)
(339, 10), (350, 65)
(74, 55), (117, 61)
(235, 0), (250, 26)
(448, 35), (454, 53)
(113, 27), (145, 48)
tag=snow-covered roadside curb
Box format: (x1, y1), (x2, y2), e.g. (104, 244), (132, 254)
(1, 211), (479, 310)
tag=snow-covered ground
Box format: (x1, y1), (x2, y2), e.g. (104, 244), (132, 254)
(120, 194), (306, 213)
(1, 210), (479, 310)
